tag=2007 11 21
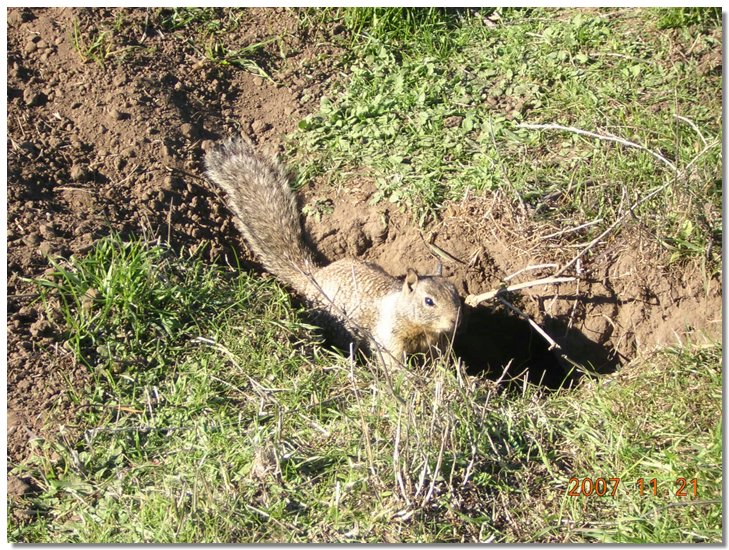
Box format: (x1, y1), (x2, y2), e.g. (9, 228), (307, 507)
(567, 477), (698, 497)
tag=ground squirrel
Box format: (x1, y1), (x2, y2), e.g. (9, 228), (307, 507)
(205, 136), (462, 366)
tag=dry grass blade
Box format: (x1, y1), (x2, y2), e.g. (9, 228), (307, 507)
(517, 122), (678, 173)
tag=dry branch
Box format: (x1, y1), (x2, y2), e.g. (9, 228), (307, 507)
(503, 263), (558, 282)
(554, 179), (672, 277)
(465, 275), (575, 307)
(496, 296), (562, 350)
(518, 122), (719, 278)
(674, 114), (707, 147)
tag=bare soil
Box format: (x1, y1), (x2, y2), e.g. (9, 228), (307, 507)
(6, 6), (721, 477)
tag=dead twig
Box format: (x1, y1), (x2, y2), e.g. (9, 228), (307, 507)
(465, 276), (575, 307)
(421, 237), (466, 265)
(497, 296), (561, 351)
(539, 219), (603, 240)
(681, 139), (720, 174)
(674, 114), (707, 147)
(554, 180), (670, 277)
(503, 263), (558, 282)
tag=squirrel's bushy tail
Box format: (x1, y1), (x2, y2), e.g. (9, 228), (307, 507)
(205, 137), (318, 291)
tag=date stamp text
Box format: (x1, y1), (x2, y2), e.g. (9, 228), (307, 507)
(567, 477), (698, 498)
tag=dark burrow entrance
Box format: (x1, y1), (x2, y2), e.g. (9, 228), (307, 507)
(454, 304), (623, 389)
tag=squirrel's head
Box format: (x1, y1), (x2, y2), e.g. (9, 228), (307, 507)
(401, 268), (462, 335)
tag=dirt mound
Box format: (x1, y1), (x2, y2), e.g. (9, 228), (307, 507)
(7, 8), (721, 466)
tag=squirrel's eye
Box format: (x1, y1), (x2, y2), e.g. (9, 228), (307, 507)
(424, 297), (435, 307)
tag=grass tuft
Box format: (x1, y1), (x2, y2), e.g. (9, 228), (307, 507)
(70, 18), (116, 65)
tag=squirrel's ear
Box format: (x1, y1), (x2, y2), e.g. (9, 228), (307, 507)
(404, 268), (419, 293)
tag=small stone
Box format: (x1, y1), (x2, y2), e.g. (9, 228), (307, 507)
(283, 105), (296, 116)
(7, 476), (32, 498)
(17, 306), (35, 319)
(80, 288), (100, 314)
(23, 88), (45, 107)
(109, 108), (125, 121)
(73, 222), (91, 236)
(39, 223), (57, 238)
(174, 81), (183, 91)
(251, 119), (270, 134)
(29, 318), (52, 338)
(38, 241), (54, 257)
(201, 139), (213, 152)
(444, 115), (463, 128)
(24, 42), (37, 54)
(8, 10), (25, 27)
(180, 123), (199, 139)
(36, 39), (48, 50)
(252, 76), (264, 87)
(69, 164), (89, 181)
(23, 233), (41, 246)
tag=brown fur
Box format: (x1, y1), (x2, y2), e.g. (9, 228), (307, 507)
(205, 137), (462, 366)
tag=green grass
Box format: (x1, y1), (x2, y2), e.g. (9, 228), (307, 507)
(655, 7), (722, 30)
(156, 7), (244, 32)
(333, 7), (473, 59)
(71, 17), (125, 65)
(519, 344), (722, 542)
(9, 235), (722, 543)
(291, 7), (722, 267)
